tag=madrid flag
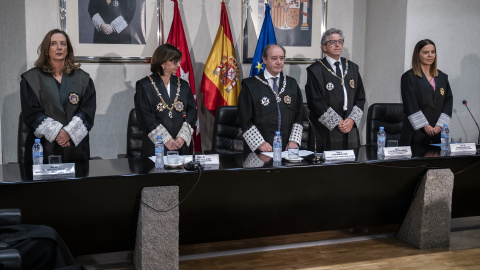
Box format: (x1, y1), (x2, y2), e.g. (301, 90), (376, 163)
(200, 1), (241, 116)
(166, 0), (202, 152)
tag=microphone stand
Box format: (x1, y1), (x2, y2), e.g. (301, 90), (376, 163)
(182, 114), (203, 171)
(462, 100), (480, 146)
(289, 107), (323, 164)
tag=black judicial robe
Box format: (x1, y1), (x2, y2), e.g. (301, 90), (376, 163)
(20, 68), (96, 164)
(88, 0), (136, 44)
(399, 69), (453, 146)
(305, 58), (366, 151)
(238, 72), (303, 152)
(135, 74), (197, 158)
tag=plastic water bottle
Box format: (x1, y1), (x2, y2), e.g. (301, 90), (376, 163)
(441, 124), (450, 151)
(155, 135), (164, 168)
(377, 127), (386, 155)
(32, 138), (43, 165)
(273, 131), (282, 162)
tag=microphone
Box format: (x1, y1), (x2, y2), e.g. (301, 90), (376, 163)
(288, 106), (323, 163)
(182, 113), (203, 171)
(462, 100), (480, 145)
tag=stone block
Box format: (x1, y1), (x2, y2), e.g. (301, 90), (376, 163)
(397, 169), (454, 249)
(134, 186), (179, 270)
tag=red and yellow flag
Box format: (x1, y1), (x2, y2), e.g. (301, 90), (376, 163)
(166, 0), (202, 152)
(200, 1), (241, 116)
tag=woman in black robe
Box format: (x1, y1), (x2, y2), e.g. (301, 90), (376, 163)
(20, 29), (96, 164)
(134, 44), (197, 158)
(400, 39), (453, 147)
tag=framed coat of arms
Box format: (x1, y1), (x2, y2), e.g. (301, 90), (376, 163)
(242, 0), (327, 63)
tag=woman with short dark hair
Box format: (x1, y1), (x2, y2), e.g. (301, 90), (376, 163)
(134, 44), (197, 157)
(20, 29), (96, 163)
(400, 39), (453, 147)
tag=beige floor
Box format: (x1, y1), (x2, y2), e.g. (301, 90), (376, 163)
(86, 217), (480, 270)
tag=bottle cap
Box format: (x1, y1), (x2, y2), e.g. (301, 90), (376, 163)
(34, 139), (40, 143)
(379, 127), (384, 130)
(443, 124), (448, 127)
(275, 131), (280, 135)
(157, 135), (162, 139)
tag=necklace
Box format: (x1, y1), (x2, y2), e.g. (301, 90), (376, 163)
(319, 59), (349, 86)
(147, 75), (184, 118)
(254, 74), (287, 103)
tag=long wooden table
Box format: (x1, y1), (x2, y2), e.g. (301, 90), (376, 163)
(1, 146), (479, 256)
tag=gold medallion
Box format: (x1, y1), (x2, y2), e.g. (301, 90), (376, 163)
(174, 101), (184, 112)
(283, 95), (292, 105)
(349, 79), (355, 89)
(440, 88), (445, 96)
(68, 93), (80, 105)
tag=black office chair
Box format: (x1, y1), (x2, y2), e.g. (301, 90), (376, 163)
(17, 113), (29, 163)
(0, 209), (23, 270)
(208, 106), (244, 154)
(300, 103), (310, 150)
(366, 103), (404, 146)
(123, 109), (144, 158)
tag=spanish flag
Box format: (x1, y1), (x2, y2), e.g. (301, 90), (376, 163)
(200, 1), (241, 116)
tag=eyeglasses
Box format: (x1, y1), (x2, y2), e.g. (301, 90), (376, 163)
(326, 39), (344, 46)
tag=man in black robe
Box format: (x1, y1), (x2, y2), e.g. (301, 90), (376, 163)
(238, 44), (303, 153)
(305, 28), (366, 151)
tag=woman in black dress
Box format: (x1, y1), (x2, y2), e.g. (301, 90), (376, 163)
(400, 39), (453, 147)
(134, 44), (196, 158)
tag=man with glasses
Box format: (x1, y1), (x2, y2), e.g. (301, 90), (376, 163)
(305, 28), (366, 151)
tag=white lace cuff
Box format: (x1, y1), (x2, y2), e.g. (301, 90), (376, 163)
(319, 107), (343, 131)
(63, 116), (88, 146)
(435, 113), (451, 128)
(34, 117), (63, 143)
(111, 16), (128, 33)
(243, 125), (265, 152)
(288, 123), (303, 145)
(148, 124), (173, 144)
(408, 111), (429, 130)
(177, 122), (193, 147)
(348, 105), (363, 127)
(91, 13), (105, 31)
(243, 153), (265, 168)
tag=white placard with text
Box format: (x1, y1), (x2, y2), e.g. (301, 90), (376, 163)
(324, 150), (356, 161)
(383, 146), (412, 157)
(450, 143), (477, 155)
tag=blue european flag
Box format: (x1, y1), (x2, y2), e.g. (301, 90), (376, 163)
(249, 3), (277, 76)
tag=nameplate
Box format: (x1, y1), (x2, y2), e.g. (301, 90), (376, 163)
(323, 150), (356, 161)
(32, 163), (75, 180)
(183, 154), (219, 165)
(383, 146), (412, 158)
(450, 143), (477, 155)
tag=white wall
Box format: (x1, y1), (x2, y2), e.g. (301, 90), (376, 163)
(405, 0), (480, 143)
(0, 0), (26, 163)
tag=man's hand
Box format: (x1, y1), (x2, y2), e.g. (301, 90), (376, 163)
(286, 141), (298, 150)
(258, 142), (273, 152)
(339, 118), (354, 133)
